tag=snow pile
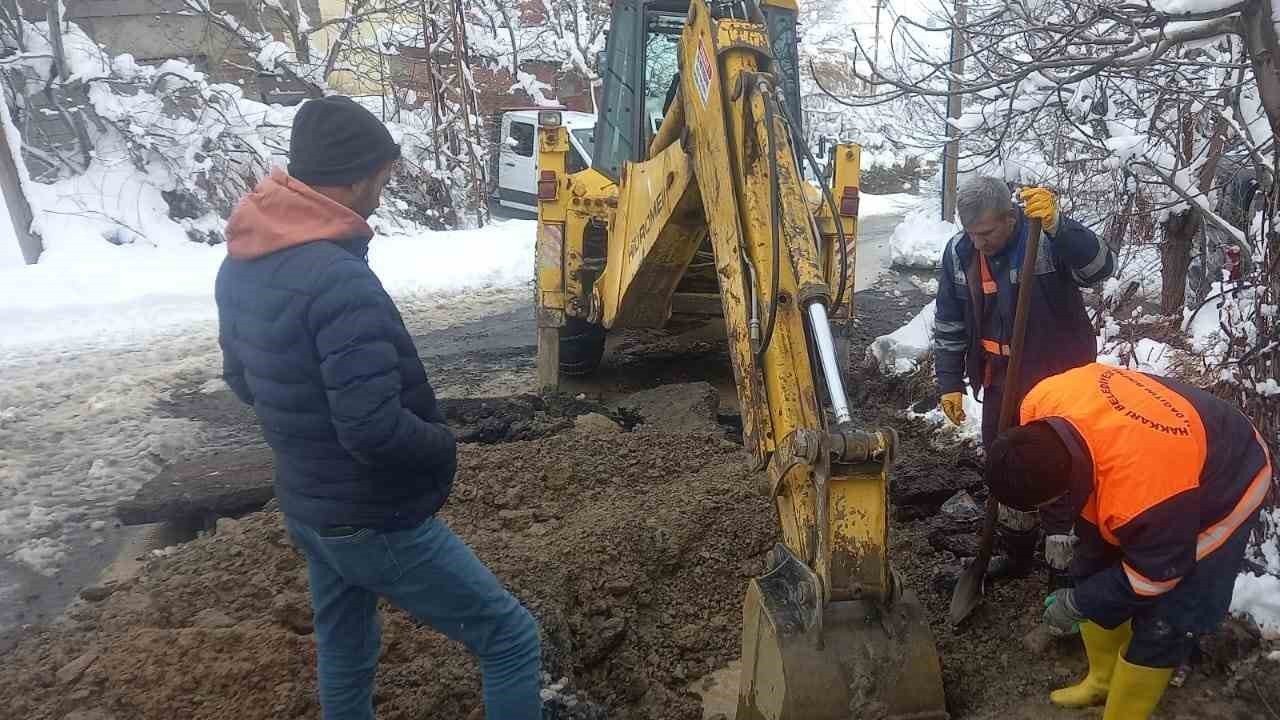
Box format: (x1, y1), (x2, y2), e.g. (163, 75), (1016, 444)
(868, 300), (935, 375)
(368, 220), (536, 296)
(890, 206), (958, 269)
(1098, 338), (1176, 374)
(1232, 508), (1280, 639)
(1233, 572), (1280, 640)
(1105, 244), (1162, 305)
(1149, 0), (1241, 14)
(860, 192), (921, 218)
(912, 389), (984, 444)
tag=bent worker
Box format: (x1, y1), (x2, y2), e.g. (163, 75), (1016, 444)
(215, 96), (541, 719)
(985, 362), (1272, 719)
(934, 176), (1116, 587)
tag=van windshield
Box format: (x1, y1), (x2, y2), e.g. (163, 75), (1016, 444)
(571, 128), (595, 158)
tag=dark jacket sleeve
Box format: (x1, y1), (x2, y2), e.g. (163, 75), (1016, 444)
(219, 332), (254, 406)
(307, 257), (456, 469)
(403, 382), (447, 425)
(1072, 489), (1199, 629)
(933, 237), (968, 394)
(1050, 215), (1115, 287)
(215, 266), (254, 406)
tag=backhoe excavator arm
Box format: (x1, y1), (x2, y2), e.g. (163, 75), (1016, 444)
(533, 2), (945, 717)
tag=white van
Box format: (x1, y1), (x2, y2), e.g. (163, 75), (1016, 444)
(493, 109), (596, 216)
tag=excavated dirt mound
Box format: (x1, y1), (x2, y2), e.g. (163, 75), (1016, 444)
(0, 430), (775, 720)
(5, 284), (1278, 719)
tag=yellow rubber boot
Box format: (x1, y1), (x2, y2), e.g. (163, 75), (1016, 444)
(1049, 621), (1133, 708)
(1101, 656), (1173, 719)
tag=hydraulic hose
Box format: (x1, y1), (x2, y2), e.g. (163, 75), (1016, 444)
(756, 81), (783, 359)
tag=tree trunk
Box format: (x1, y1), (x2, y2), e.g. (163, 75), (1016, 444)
(1161, 209), (1198, 314)
(1241, 0), (1280, 145)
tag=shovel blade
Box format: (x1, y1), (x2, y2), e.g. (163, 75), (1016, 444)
(948, 557), (986, 625)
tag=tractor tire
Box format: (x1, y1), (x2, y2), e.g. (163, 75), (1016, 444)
(559, 318), (606, 376)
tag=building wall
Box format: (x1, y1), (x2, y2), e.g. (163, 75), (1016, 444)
(49, 0), (323, 98)
(394, 49), (593, 119)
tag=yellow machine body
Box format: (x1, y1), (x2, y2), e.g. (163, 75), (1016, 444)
(532, 1), (946, 717)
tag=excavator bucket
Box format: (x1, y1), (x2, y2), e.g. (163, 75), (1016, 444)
(737, 543), (948, 720)
(735, 442), (948, 720)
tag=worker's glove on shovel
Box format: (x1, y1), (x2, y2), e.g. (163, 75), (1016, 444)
(940, 391), (966, 426)
(1019, 187), (1060, 235)
(1043, 588), (1085, 636)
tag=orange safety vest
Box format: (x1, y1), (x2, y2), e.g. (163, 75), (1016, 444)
(978, 254), (1010, 387)
(1021, 364), (1272, 596)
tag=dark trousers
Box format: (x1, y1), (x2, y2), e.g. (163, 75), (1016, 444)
(1124, 512), (1260, 668)
(285, 516), (542, 720)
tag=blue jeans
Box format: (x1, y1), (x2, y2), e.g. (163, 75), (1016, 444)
(286, 516), (542, 720)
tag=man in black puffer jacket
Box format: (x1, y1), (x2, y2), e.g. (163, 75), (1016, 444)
(215, 96), (541, 720)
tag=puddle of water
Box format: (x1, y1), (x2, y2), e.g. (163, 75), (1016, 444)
(689, 660), (741, 719)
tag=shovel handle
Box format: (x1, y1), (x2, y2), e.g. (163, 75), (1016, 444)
(997, 216), (1043, 432)
(960, 217), (1044, 620)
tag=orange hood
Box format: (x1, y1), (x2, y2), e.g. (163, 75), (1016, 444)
(225, 168), (373, 260)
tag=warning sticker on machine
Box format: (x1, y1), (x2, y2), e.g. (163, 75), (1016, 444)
(693, 43), (712, 105)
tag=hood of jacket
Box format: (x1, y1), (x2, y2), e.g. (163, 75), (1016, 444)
(225, 168), (373, 260)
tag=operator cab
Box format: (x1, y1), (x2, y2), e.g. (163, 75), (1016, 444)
(592, 0), (803, 181)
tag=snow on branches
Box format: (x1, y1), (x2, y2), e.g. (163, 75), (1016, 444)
(834, 0), (1280, 453)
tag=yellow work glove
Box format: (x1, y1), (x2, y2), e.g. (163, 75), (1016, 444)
(1019, 186), (1060, 235)
(940, 392), (966, 426)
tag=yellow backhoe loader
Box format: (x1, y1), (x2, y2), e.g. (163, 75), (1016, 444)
(531, 1), (947, 717)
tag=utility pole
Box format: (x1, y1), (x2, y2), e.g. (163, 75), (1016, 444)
(0, 97), (42, 264)
(941, 0), (965, 224)
(873, 0), (884, 67)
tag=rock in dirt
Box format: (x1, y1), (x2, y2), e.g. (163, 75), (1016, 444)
(56, 649), (99, 684)
(79, 584), (116, 603)
(63, 710), (115, 720)
(925, 513), (982, 557)
(270, 592), (313, 635)
(191, 609), (237, 629)
(1021, 624), (1056, 656)
(619, 382), (721, 433)
(115, 447), (275, 526)
(214, 517), (242, 536)
(441, 394), (624, 443)
(573, 412), (623, 434)
(1199, 616), (1260, 671)
(890, 462), (982, 512)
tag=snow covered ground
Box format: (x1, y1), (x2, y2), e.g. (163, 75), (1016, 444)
(859, 192), (921, 219)
(0, 215), (535, 352)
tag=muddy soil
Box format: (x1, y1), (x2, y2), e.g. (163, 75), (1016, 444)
(841, 294), (1280, 720)
(2, 280), (1276, 719)
(0, 430), (774, 720)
